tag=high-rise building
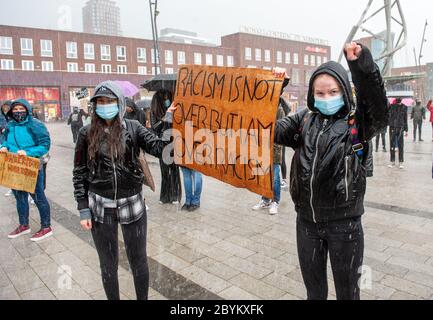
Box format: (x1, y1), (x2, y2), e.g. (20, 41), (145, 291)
(82, 0), (122, 37)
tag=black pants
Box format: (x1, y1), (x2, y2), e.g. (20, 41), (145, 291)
(91, 209), (149, 300)
(159, 159), (181, 203)
(281, 146), (287, 180)
(375, 130), (386, 151)
(413, 120), (423, 141)
(71, 126), (81, 143)
(296, 216), (364, 300)
(389, 127), (404, 163)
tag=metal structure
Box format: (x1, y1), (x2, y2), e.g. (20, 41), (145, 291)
(149, 0), (162, 75)
(338, 0), (408, 76)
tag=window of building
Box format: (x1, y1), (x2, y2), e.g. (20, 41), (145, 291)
(164, 50), (173, 65)
(255, 49), (261, 61)
(264, 50), (271, 62)
(165, 67), (174, 74)
(216, 55), (224, 67)
(116, 46), (126, 61)
(21, 38), (33, 56)
(245, 47), (252, 60)
(152, 66), (161, 75)
(67, 62), (78, 72)
(138, 66), (147, 75)
(276, 51), (283, 64)
(84, 43), (95, 60)
(85, 63), (95, 73)
(194, 52), (202, 65)
(304, 54), (309, 66)
(151, 49), (160, 64)
(206, 54), (213, 66)
(22, 60), (34, 71)
(317, 56), (322, 66)
(101, 64), (111, 73)
(323, 56), (328, 63)
(1, 59), (14, 70)
(227, 56), (234, 67)
(40, 40), (53, 57)
(101, 45), (111, 60)
(42, 61), (53, 72)
(285, 52), (291, 64)
(291, 68), (300, 85)
(66, 41), (77, 59)
(0, 37), (13, 55)
(310, 55), (316, 66)
(177, 51), (186, 65)
(137, 48), (146, 63)
(293, 53), (299, 65)
(117, 65), (127, 74)
(305, 70), (313, 85)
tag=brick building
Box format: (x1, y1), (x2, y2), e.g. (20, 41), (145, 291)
(0, 25), (331, 120)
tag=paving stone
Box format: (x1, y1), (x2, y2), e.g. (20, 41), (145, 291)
(178, 265), (231, 294)
(219, 285), (260, 300)
(381, 275), (431, 299)
(20, 286), (56, 300)
(0, 285), (21, 300)
(153, 251), (191, 273)
(229, 274), (285, 300)
(214, 240), (256, 259)
(224, 256), (273, 280)
(262, 272), (307, 298)
(53, 284), (92, 300)
(193, 257), (240, 281)
(6, 268), (45, 294)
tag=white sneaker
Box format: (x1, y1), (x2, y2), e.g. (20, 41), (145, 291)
(172, 201), (180, 205)
(388, 163), (396, 168)
(145, 205), (149, 212)
(281, 180), (288, 192)
(4, 190), (13, 197)
(269, 202), (279, 215)
(399, 164), (405, 169)
(28, 196), (35, 205)
(252, 200), (271, 211)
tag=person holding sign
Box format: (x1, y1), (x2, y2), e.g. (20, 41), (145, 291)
(274, 43), (388, 300)
(73, 81), (176, 300)
(0, 99), (52, 242)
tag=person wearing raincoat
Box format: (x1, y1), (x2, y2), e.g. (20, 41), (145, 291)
(73, 81), (176, 300)
(274, 42), (388, 300)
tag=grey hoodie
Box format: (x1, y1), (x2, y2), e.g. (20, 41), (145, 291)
(91, 81), (127, 122)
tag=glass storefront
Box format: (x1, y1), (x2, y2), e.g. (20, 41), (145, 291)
(0, 86), (61, 122)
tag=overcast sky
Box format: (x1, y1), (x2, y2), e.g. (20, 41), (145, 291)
(0, 0), (431, 67)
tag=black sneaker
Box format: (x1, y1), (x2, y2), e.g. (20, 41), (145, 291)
(181, 204), (191, 211)
(188, 204), (200, 212)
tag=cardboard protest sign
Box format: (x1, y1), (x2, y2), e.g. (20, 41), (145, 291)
(0, 152), (40, 193)
(172, 65), (284, 199)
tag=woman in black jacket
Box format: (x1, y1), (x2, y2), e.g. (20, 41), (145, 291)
(274, 43), (388, 300)
(73, 81), (175, 300)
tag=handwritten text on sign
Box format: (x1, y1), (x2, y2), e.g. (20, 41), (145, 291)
(0, 153), (40, 193)
(172, 65), (283, 199)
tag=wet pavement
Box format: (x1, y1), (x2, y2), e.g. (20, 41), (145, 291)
(1, 121), (433, 300)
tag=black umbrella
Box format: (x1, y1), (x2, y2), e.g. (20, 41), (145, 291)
(141, 73), (177, 92)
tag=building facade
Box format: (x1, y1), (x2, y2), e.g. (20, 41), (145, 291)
(83, 0), (122, 37)
(0, 25), (331, 120)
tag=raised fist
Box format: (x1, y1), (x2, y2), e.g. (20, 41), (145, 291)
(344, 42), (362, 61)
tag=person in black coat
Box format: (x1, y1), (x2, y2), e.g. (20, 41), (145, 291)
(274, 42), (388, 300)
(124, 97), (147, 126)
(388, 98), (408, 169)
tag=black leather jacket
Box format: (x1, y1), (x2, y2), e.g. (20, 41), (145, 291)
(73, 119), (170, 210)
(275, 45), (388, 223)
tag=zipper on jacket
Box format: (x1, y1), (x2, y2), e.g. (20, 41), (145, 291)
(112, 155), (118, 202)
(310, 118), (328, 223)
(344, 156), (349, 202)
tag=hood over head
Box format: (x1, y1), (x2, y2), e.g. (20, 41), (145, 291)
(90, 81), (126, 121)
(8, 99), (33, 121)
(307, 61), (354, 118)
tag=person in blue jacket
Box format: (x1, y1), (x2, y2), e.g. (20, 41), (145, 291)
(0, 99), (53, 242)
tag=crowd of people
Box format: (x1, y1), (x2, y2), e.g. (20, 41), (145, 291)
(0, 41), (432, 301)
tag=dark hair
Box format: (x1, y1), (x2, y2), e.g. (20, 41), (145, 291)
(151, 90), (173, 122)
(88, 101), (125, 162)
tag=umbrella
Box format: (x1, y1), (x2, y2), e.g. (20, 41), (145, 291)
(114, 81), (139, 98)
(141, 73), (177, 92)
(136, 97), (152, 110)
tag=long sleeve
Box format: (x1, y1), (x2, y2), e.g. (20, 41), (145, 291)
(275, 108), (309, 149)
(136, 122), (171, 158)
(25, 122), (51, 158)
(347, 44), (389, 142)
(73, 127), (90, 210)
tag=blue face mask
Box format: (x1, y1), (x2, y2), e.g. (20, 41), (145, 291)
(96, 103), (119, 120)
(164, 99), (171, 108)
(314, 95), (345, 116)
